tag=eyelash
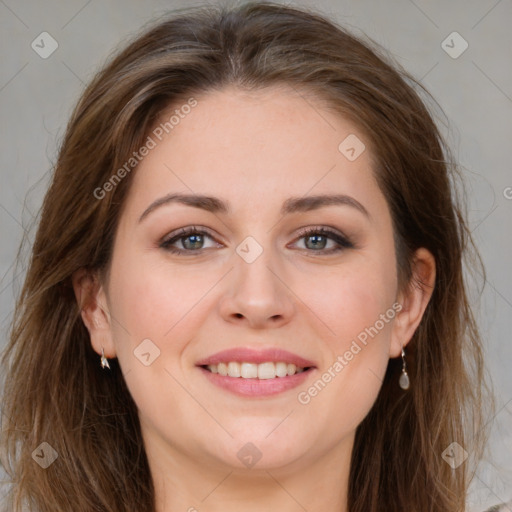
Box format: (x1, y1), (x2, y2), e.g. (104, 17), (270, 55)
(159, 225), (354, 255)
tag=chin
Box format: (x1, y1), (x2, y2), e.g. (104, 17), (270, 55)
(208, 426), (313, 471)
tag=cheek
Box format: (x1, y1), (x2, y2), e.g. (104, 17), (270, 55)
(295, 273), (395, 438)
(105, 255), (206, 424)
(295, 258), (396, 347)
(108, 249), (206, 342)
(296, 253), (397, 432)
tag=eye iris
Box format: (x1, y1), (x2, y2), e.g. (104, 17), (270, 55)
(183, 234), (204, 250)
(305, 234), (327, 250)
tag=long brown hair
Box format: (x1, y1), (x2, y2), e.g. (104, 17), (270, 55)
(1, 2), (491, 511)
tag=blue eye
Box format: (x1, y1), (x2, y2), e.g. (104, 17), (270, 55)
(293, 226), (354, 252)
(159, 226), (219, 254)
(159, 225), (353, 255)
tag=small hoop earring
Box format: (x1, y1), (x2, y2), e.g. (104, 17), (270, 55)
(399, 347), (410, 390)
(100, 346), (111, 370)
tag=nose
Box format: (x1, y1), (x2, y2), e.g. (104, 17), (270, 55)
(217, 243), (296, 330)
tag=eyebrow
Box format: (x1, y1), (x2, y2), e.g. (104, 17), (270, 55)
(138, 192), (370, 223)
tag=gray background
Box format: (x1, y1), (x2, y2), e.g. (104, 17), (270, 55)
(0, 0), (510, 509)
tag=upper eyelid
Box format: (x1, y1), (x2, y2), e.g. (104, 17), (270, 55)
(162, 225), (345, 239)
(162, 226), (215, 242)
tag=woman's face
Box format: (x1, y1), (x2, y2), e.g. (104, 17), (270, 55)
(84, 85), (421, 475)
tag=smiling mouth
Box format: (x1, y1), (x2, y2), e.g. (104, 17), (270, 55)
(201, 361), (314, 379)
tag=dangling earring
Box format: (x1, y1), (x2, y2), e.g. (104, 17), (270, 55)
(399, 347), (410, 390)
(100, 346), (111, 370)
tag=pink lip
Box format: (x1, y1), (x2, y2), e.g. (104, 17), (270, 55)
(195, 347), (316, 368)
(198, 366), (315, 397)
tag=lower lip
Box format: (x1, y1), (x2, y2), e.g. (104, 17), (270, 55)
(198, 366), (315, 397)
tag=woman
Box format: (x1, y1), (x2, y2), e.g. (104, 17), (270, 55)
(0, 2), (500, 511)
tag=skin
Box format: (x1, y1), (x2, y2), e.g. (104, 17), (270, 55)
(73, 84), (435, 512)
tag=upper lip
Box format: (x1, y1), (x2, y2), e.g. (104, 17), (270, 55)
(196, 347), (316, 368)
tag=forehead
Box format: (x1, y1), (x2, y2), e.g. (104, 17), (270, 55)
(123, 84), (384, 220)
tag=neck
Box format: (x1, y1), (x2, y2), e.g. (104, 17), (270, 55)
(147, 431), (353, 512)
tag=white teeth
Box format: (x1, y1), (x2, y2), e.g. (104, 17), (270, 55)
(275, 362), (288, 378)
(227, 362), (241, 378)
(217, 362), (228, 376)
(258, 362), (275, 380)
(287, 363), (296, 376)
(241, 362), (258, 379)
(205, 361), (307, 379)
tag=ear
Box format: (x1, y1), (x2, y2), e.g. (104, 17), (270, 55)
(72, 267), (116, 358)
(389, 247), (436, 358)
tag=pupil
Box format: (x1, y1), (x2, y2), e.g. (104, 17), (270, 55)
(306, 235), (326, 250)
(184, 234), (203, 249)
